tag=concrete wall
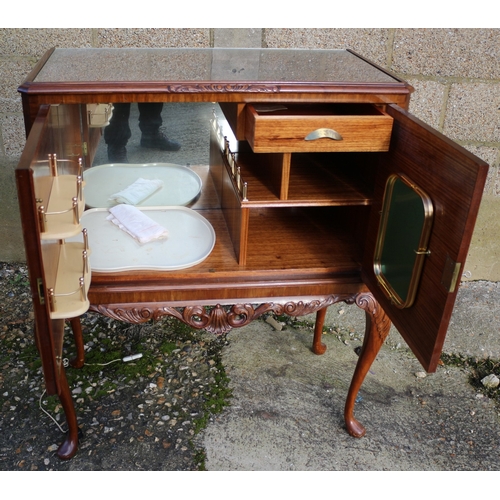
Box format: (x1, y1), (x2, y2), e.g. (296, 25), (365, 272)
(1, 28), (499, 280)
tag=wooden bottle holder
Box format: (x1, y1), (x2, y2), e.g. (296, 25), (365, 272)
(45, 230), (91, 320)
(35, 154), (86, 240)
(34, 153), (92, 319)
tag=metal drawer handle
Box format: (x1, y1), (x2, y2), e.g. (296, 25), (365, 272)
(305, 128), (343, 141)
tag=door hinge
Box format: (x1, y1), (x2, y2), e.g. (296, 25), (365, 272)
(37, 278), (45, 305)
(441, 255), (461, 293)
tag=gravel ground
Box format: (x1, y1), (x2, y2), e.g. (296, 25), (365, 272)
(0, 261), (231, 471)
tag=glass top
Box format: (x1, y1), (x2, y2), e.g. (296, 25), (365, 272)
(33, 48), (400, 85)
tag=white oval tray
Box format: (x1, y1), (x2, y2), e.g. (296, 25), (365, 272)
(83, 163), (202, 208)
(74, 207), (215, 272)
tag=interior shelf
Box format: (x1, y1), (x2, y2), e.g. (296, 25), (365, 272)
(236, 151), (375, 206)
(36, 174), (85, 239)
(34, 154), (85, 240)
(42, 235), (91, 320)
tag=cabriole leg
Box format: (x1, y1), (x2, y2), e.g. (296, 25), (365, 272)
(344, 292), (391, 438)
(312, 306), (328, 355)
(50, 318), (80, 460)
(56, 362), (79, 460)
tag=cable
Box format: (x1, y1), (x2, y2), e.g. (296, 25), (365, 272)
(39, 389), (66, 434)
(40, 353), (143, 434)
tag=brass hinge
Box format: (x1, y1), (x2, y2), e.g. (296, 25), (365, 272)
(441, 255), (461, 293)
(82, 142), (88, 156)
(37, 278), (45, 305)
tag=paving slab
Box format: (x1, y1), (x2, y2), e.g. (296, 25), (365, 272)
(200, 281), (500, 470)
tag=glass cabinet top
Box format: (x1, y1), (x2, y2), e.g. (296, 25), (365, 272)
(33, 48), (400, 85)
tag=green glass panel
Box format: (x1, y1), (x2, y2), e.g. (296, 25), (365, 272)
(374, 175), (433, 308)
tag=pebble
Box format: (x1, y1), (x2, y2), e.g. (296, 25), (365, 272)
(481, 374), (499, 388)
(265, 316), (283, 331)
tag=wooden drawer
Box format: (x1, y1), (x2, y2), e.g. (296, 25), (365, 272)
(245, 103), (393, 153)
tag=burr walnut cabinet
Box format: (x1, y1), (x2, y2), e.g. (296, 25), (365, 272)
(16, 48), (488, 459)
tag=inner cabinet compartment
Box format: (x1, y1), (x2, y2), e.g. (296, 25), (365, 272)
(244, 103), (393, 153)
(241, 205), (368, 271)
(233, 152), (376, 203)
(210, 105), (375, 268)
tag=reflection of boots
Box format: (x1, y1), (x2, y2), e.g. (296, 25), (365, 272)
(108, 145), (128, 163)
(140, 130), (181, 151)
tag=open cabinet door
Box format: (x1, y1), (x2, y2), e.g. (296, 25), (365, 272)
(16, 103), (87, 393)
(16, 105), (58, 394)
(16, 102), (89, 459)
(362, 104), (489, 372)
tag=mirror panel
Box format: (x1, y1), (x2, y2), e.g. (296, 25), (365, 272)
(89, 102), (213, 168)
(373, 174), (433, 308)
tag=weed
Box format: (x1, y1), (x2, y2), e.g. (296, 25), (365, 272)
(9, 271), (29, 288)
(441, 353), (500, 403)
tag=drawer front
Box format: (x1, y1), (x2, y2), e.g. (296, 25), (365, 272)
(245, 104), (393, 153)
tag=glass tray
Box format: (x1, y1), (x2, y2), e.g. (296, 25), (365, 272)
(83, 163), (202, 208)
(73, 207), (215, 272)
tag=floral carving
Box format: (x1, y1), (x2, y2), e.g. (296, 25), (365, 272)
(165, 84), (280, 93)
(89, 294), (358, 335)
(354, 292), (391, 343)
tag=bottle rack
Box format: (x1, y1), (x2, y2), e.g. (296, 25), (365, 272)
(87, 103), (114, 128)
(35, 154), (86, 240)
(44, 230), (91, 320)
(211, 115), (248, 201)
(34, 153), (92, 319)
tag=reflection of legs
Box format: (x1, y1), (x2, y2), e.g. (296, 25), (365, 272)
(104, 103), (131, 162)
(138, 102), (163, 136)
(139, 103), (181, 151)
(105, 102), (181, 161)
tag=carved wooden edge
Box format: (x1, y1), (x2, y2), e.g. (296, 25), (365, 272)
(165, 84), (280, 93)
(89, 294), (358, 335)
(354, 292), (392, 343)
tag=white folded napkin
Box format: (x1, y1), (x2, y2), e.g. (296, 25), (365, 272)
(107, 205), (169, 244)
(109, 178), (163, 205)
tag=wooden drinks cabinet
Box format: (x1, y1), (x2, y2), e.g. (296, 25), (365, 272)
(15, 48), (489, 460)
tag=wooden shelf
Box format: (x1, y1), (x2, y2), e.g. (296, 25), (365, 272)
(42, 237), (91, 320)
(36, 174), (85, 239)
(236, 152), (375, 206)
(33, 154), (85, 240)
